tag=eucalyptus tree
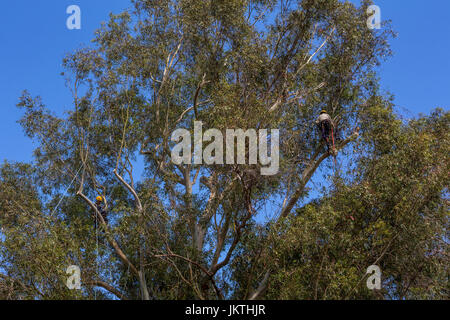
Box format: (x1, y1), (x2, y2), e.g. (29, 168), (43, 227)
(0, 0), (410, 300)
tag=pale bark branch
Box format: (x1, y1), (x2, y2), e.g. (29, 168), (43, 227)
(113, 169), (143, 212)
(248, 271), (270, 300)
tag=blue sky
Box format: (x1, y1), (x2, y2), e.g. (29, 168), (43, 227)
(0, 0), (448, 166)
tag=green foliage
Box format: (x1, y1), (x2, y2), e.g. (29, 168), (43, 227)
(262, 110), (449, 299)
(0, 0), (447, 300)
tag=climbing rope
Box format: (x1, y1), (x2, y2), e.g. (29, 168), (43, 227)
(49, 164), (84, 217)
(35, 129), (109, 300)
(331, 126), (337, 168)
(94, 213), (99, 300)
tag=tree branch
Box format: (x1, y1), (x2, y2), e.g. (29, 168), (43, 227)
(248, 271), (270, 300)
(249, 129), (360, 300)
(113, 169), (143, 212)
(87, 280), (129, 300)
(279, 129), (359, 219)
(76, 191), (140, 278)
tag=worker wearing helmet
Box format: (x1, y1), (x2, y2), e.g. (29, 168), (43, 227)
(94, 196), (108, 226)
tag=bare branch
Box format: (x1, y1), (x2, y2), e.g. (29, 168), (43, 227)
(295, 28), (335, 77)
(87, 280), (129, 300)
(248, 271), (270, 300)
(193, 74), (210, 119)
(113, 169), (143, 212)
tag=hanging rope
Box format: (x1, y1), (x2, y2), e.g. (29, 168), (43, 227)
(49, 164), (84, 217)
(331, 126), (337, 168)
(94, 214), (99, 300)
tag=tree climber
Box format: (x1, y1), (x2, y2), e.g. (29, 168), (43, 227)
(315, 110), (337, 154)
(93, 196), (108, 226)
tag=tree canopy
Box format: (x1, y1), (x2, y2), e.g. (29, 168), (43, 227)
(0, 0), (448, 300)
